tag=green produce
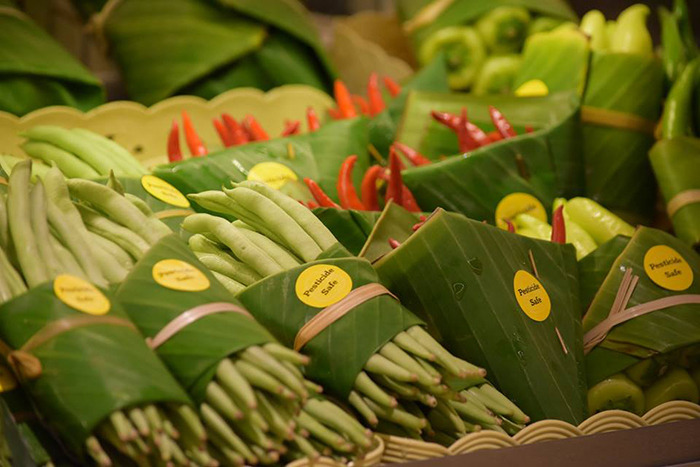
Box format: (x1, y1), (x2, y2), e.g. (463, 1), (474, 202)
(418, 26), (486, 90)
(565, 198), (635, 245)
(625, 357), (669, 387)
(527, 17), (566, 36)
(609, 4), (653, 56)
(580, 10), (607, 51)
(475, 7), (531, 55)
(472, 55), (522, 96)
(587, 374), (645, 415)
(644, 367), (699, 411)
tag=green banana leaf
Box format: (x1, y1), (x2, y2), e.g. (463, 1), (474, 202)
(578, 235), (631, 313)
(104, 0), (334, 105)
(153, 117), (370, 201)
(116, 234), (275, 403)
(360, 201), (423, 263)
(0, 282), (190, 457)
(312, 208), (382, 256)
(581, 52), (665, 224)
(0, 6), (104, 116)
(396, 0), (577, 49)
(373, 209), (586, 424)
(237, 252), (423, 399)
(395, 90), (582, 222)
(0, 397), (43, 467)
(583, 227), (700, 386)
(367, 54), (450, 156)
(649, 136), (700, 250)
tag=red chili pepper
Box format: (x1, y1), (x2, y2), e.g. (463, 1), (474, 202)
(551, 205), (566, 244)
(385, 147), (404, 207)
(431, 110), (460, 130)
(367, 73), (385, 116)
(361, 165), (383, 211)
(487, 130), (503, 143)
(304, 178), (339, 208)
(388, 238), (401, 249)
(392, 142), (431, 166)
(282, 120), (301, 136)
(334, 80), (357, 119)
(221, 113), (249, 145)
(400, 185), (421, 212)
(167, 120), (182, 162)
(353, 95), (370, 116)
(328, 107), (343, 120)
(525, 125), (534, 133)
(213, 118), (234, 147)
(383, 76), (401, 97)
(456, 108), (475, 153)
(243, 115), (270, 141)
(181, 111), (207, 157)
(307, 107), (321, 132)
(489, 106), (517, 139)
(337, 155), (366, 210)
(505, 219), (516, 233)
(306, 200), (319, 209)
(412, 215), (428, 231)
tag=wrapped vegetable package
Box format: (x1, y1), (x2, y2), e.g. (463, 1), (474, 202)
(373, 208), (587, 424)
(0, 4), (104, 116)
(393, 90), (582, 223)
(583, 227), (700, 391)
(101, 0), (335, 105)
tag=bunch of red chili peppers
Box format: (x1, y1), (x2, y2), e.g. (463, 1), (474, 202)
(328, 73), (402, 119)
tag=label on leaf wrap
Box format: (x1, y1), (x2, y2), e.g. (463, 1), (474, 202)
(141, 175), (190, 208)
(295, 264), (353, 308)
(153, 259), (210, 292)
(495, 193), (547, 230)
(247, 162), (298, 190)
(0, 364), (17, 392)
(54, 274), (111, 315)
(515, 79), (549, 97)
(643, 245), (693, 291)
(513, 270), (551, 322)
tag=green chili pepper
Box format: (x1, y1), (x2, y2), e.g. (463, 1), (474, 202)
(610, 4), (653, 57)
(476, 7), (531, 55)
(513, 214), (551, 241)
(553, 198), (598, 259)
(673, 0), (699, 60)
(661, 57), (700, 139)
(472, 55), (522, 95)
(580, 10), (608, 51)
(644, 367), (699, 411)
(659, 6), (689, 84)
(565, 197), (635, 244)
(587, 373), (645, 416)
(605, 20), (617, 45)
(625, 357), (669, 388)
(527, 16), (565, 36)
(419, 26), (487, 90)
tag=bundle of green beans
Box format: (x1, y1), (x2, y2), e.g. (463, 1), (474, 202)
(185, 181), (529, 440)
(19, 125), (147, 178)
(0, 161), (217, 466)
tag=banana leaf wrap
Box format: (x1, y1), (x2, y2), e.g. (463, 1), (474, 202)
(649, 136), (700, 250)
(578, 235), (631, 313)
(373, 209), (587, 424)
(116, 234), (275, 403)
(0, 6), (104, 116)
(395, 90), (582, 222)
(312, 208), (382, 256)
(396, 0), (577, 51)
(0, 282), (190, 458)
(153, 118), (369, 202)
(580, 52), (664, 224)
(103, 0), (334, 105)
(583, 227), (700, 386)
(236, 250), (423, 399)
(360, 202), (424, 264)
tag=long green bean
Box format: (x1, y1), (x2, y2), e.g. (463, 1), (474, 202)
(71, 128), (146, 176)
(21, 140), (99, 178)
(78, 205), (150, 260)
(29, 181), (62, 278)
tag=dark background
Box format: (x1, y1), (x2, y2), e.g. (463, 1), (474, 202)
(305, 0), (700, 43)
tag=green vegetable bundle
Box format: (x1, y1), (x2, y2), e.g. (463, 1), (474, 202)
(101, 0), (334, 105)
(583, 227), (700, 415)
(312, 208), (382, 256)
(394, 90), (582, 222)
(396, 0), (576, 93)
(184, 181), (528, 442)
(154, 117), (370, 203)
(0, 4), (104, 116)
(373, 209), (587, 425)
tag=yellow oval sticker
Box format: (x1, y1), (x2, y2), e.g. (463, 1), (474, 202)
(247, 162), (298, 190)
(295, 264), (353, 309)
(513, 270), (551, 322)
(0, 364), (17, 393)
(495, 193), (547, 230)
(153, 259), (210, 292)
(515, 79), (549, 97)
(54, 274), (111, 315)
(643, 245), (694, 291)
(141, 175), (190, 208)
